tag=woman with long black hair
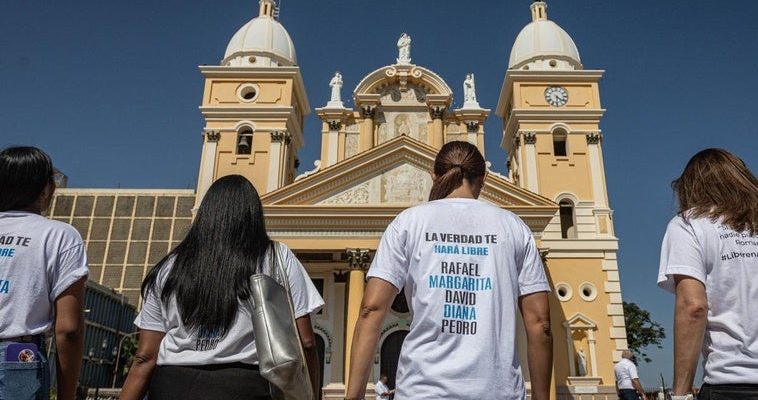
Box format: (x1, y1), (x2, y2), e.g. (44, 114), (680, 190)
(120, 175), (324, 400)
(346, 141), (553, 400)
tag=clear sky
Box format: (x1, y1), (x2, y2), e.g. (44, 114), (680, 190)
(2, 0), (757, 387)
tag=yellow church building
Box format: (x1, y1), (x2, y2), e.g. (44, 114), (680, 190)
(48, 1), (629, 398)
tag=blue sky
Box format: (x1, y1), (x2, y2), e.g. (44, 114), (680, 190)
(2, 0), (757, 387)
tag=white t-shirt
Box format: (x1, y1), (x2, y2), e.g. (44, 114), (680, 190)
(367, 198), (550, 400)
(0, 211), (88, 337)
(134, 241), (324, 366)
(614, 358), (639, 389)
(375, 380), (390, 400)
(658, 215), (758, 384)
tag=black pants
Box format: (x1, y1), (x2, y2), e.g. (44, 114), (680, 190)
(618, 389), (639, 400)
(698, 383), (758, 400)
(149, 363), (272, 400)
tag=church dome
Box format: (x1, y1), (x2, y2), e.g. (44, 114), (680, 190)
(508, 2), (582, 71)
(221, 0), (296, 67)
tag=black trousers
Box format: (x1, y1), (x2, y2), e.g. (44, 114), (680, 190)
(698, 383), (758, 400)
(148, 363), (272, 400)
(618, 389), (639, 400)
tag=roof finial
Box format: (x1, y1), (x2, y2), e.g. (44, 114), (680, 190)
(531, 1), (548, 22)
(259, 0), (276, 18)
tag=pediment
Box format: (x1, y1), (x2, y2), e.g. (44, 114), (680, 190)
(262, 136), (557, 210)
(562, 313), (598, 330)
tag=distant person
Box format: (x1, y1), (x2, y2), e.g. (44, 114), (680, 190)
(0, 146), (88, 400)
(658, 149), (758, 400)
(614, 350), (648, 400)
(345, 141), (553, 400)
(119, 175), (324, 400)
(375, 374), (394, 400)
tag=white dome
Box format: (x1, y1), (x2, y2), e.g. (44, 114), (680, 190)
(222, 15), (296, 67)
(508, 2), (582, 71)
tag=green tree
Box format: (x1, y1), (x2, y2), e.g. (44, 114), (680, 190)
(623, 301), (666, 363)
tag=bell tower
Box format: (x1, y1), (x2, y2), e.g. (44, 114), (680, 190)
(194, 0), (310, 208)
(496, 2), (628, 396)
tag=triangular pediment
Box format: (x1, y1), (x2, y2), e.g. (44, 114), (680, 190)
(562, 313), (598, 330)
(262, 136), (556, 209)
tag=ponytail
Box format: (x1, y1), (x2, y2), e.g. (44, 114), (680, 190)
(428, 141), (486, 201)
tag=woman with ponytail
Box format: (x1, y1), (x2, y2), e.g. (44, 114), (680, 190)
(346, 141), (553, 400)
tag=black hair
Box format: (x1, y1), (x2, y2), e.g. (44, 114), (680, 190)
(141, 175), (272, 333)
(0, 146), (55, 212)
(428, 141), (486, 201)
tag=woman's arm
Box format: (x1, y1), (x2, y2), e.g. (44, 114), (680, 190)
(519, 291), (552, 400)
(296, 314), (321, 400)
(672, 275), (707, 395)
(119, 330), (165, 400)
(345, 278), (397, 400)
(54, 277), (86, 400)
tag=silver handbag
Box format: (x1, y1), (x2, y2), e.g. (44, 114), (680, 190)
(247, 242), (314, 400)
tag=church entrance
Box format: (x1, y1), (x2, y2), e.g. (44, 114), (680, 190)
(380, 330), (409, 390)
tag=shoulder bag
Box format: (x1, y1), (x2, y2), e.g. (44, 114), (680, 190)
(247, 241), (314, 400)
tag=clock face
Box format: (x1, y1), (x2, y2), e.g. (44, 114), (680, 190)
(545, 86), (568, 107)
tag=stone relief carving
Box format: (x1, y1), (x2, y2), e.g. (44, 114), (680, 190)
(321, 182), (370, 205)
(380, 84), (426, 105)
(345, 133), (359, 158)
(382, 164), (431, 204)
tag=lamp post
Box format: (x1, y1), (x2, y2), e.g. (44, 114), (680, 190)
(112, 331), (138, 388)
(93, 339), (108, 399)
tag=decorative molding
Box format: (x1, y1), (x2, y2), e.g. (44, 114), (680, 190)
(346, 248), (371, 271)
(328, 120), (342, 131)
(524, 131), (537, 145)
(204, 130), (220, 142)
(430, 105), (445, 120)
(270, 130), (292, 144)
(466, 121), (479, 133)
(361, 105), (376, 119)
(586, 132), (602, 144)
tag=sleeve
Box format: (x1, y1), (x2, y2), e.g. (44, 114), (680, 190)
(50, 241), (89, 301)
(517, 224), (551, 296)
(629, 363), (640, 380)
(657, 216), (706, 293)
(133, 283), (167, 332)
(366, 219), (408, 292)
(282, 244), (325, 318)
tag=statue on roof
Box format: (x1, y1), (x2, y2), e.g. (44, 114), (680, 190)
(327, 71), (344, 107)
(397, 33), (412, 65)
(463, 73), (480, 108)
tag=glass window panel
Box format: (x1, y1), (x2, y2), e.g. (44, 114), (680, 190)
(73, 196), (95, 217)
(135, 196), (155, 217)
(94, 196), (115, 217)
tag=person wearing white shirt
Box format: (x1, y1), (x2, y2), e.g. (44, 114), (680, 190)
(658, 149), (758, 400)
(375, 374), (393, 400)
(614, 350), (648, 400)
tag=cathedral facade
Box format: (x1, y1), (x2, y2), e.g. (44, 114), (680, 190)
(48, 1), (628, 398)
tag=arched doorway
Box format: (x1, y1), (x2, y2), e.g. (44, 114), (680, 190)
(315, 334), (325, 399)
(380, 330), (409, 389)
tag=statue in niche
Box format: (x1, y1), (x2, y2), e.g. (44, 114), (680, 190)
(576, 348), (588, 376)
(396, 117), (411, 137)
(328, 71), (344, 107)
(463, 73), (479, 108)
(397, 33), (412, 65)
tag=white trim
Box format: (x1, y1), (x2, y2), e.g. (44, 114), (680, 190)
(578, 282), (598, 302)
(555, 282), (573, 302)
(236, 83), (261, 103)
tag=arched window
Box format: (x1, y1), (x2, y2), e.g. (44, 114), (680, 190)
(559, 199), (576, 239)
(553, 129), (568, 157)
(380, 330), (409, 389)
(237, 129), (253, 155)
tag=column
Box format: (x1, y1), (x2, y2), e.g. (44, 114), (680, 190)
(586, 133), (607, 208)
(360, 105), (375, 151)
(523, 132), (539, 193)
(430, 106), (445, 148)
(194, 130), (220, 210)
(267, 131), (285, 192)
(327, 120), (341, 167)
(587, 329), (599, 377)
(343, 249), (370, 387)
(465, 121), (479, 145)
